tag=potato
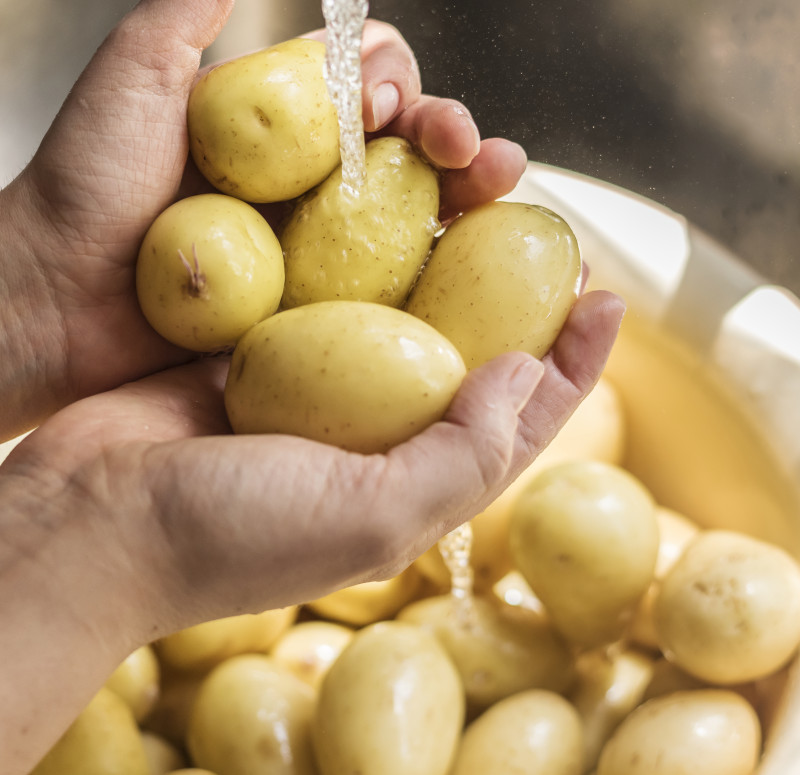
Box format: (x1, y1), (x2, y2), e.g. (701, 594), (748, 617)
(509, 460), (659, 649)
(31, 687), (149, 775)
(155, 607), (298, 674)
(396, 594), (574, 716)
(654, 529), (800, 684)
(187, 39), (339, 203)
(224, 300), (466, 453)
(140, 731), (186, 775)
(280, 136), (440, 309)
(568, 647), (655, 770)
(306, 566), (424, 626)
(627, 507), (700, 650)
(187, 655), (317, 775)
(596, 690), (761, 775)
(313, 621), (464, 775)
(449, 690), (584, 775)
(136, 194), (284, 351)
(105, 644), (160, 723)
(405, 200), (582, 368)
(270, 621), (355, 690)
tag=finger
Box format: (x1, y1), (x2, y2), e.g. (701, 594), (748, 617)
(439, 138), (529, 222)
(381, 95), (481, 169)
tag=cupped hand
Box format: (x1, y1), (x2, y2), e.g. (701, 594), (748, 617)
(1, 0), (525, 441)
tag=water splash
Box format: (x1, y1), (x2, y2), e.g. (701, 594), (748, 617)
(438, 522), (476, 624)
(321, 0), (369, 197)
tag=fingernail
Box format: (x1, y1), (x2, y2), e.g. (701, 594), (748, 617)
(508, 357), (545, 414)
(371, 82), (400, 130)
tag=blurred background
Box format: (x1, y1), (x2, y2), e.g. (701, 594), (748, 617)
(1, 0), (797, 295)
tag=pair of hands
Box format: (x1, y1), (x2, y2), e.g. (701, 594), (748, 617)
(0, 0), (624, 770)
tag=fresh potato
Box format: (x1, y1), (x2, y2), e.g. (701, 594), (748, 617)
(140, 731), (186, 775)
(31, 687), (150, 775)
(281, 136), (440, 309)
(450, 690), (584, 775)
(224, 300), (466, 453)
(405, 200), (582, 368)
(187, 39), (339, 203)
(136, 194), (284, 351)
(596, 690), (761, 775)
(155, 608), (298, 674)
(105, 644), (160, 724)
(654, 529), (800, 684)
(270, 621), (355, 691)
(187, 655), (317, 775)
(396, 594), (574, 716)
(306, 567), (424, 626)
(509, 460), (659, 649)
(628, 507), (700, 650)
(568, 647), (655, 770)
(313, 621), (464, 775)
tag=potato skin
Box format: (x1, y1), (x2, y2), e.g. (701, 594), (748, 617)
(280, 136), (440, 309)
(188, 38), (340, 203)
(405, 201), (582, 368)
(223, 301), (466, 453)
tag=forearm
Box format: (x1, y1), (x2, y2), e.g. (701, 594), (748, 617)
(0, 178), (69, 441)
(0, 467), (144, 773)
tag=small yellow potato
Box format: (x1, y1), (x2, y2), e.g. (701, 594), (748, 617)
(188, 39), (339, 203)
(31, 687), (150, 775)
(492, 569), (548, 614)
(596, 690), (762, 775)
(140, 670), (206, 749)
(306, 566), (423, 626)
(105, 644), (160, 723)
(405, 200), (582, 368)
(140, 731), (186, 775)
(270, 621), (355, 690)
(155, 607), (298, 674)
(224, 301), (466, 453)
(654, 529), (800, 684)
(509, 461), (659, 649)
(281, 136), (440, 309)
(187, 655), (317, 775)
(136, 194), (284, 351)
(449, 689), (584, 775)
(396, 594), (574, 716)
(568, 647), (655, 770)
(628, 507), (700, 649)
(313, 621), (464, 775)
(166, 771), (218, 775)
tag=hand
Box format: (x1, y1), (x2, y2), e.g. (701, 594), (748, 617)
(0, 0), (527, 441)
(0, 286), (624, 771)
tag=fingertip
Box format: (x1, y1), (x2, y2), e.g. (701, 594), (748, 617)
(420, 103), (481, 169)
(366, 82), (401, 132)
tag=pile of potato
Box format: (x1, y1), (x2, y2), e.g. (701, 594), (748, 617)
(31, 36), (800, 775)
(32, 372), (800, 775)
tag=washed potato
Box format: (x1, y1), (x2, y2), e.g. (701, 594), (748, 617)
(281, 136), (440, 309)
(187, 655), (317, 775)
(596, 690), (761, 775)
(270, 621), (355, 690)
(155, 608), (298, 674)
(187, 39), (339, 203)
(32, 687), (149, 775)
(414, 375), (626, 592)
(450, 690), (584, 775)
(105, 645), (160, 723)
(654, 529), (800, 684)
(568, 648), (655, 770)
(140, 731), (186, 775)
(224, 301), (466, 453)
(509, 460), (659, 648)
(405, 200), (582, 368)
(628, 507), (700, 650)
(306, 567), (424, 626)
(397, 594), (574, 715)
(313, 621), (464, 775)
(136, 194), (284, 351)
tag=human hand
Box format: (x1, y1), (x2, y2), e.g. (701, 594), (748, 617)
(0, 0), (526, 441)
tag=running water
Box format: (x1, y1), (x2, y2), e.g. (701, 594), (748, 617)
(321, 0), (369, 197)
(438, 522), (476, 624)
